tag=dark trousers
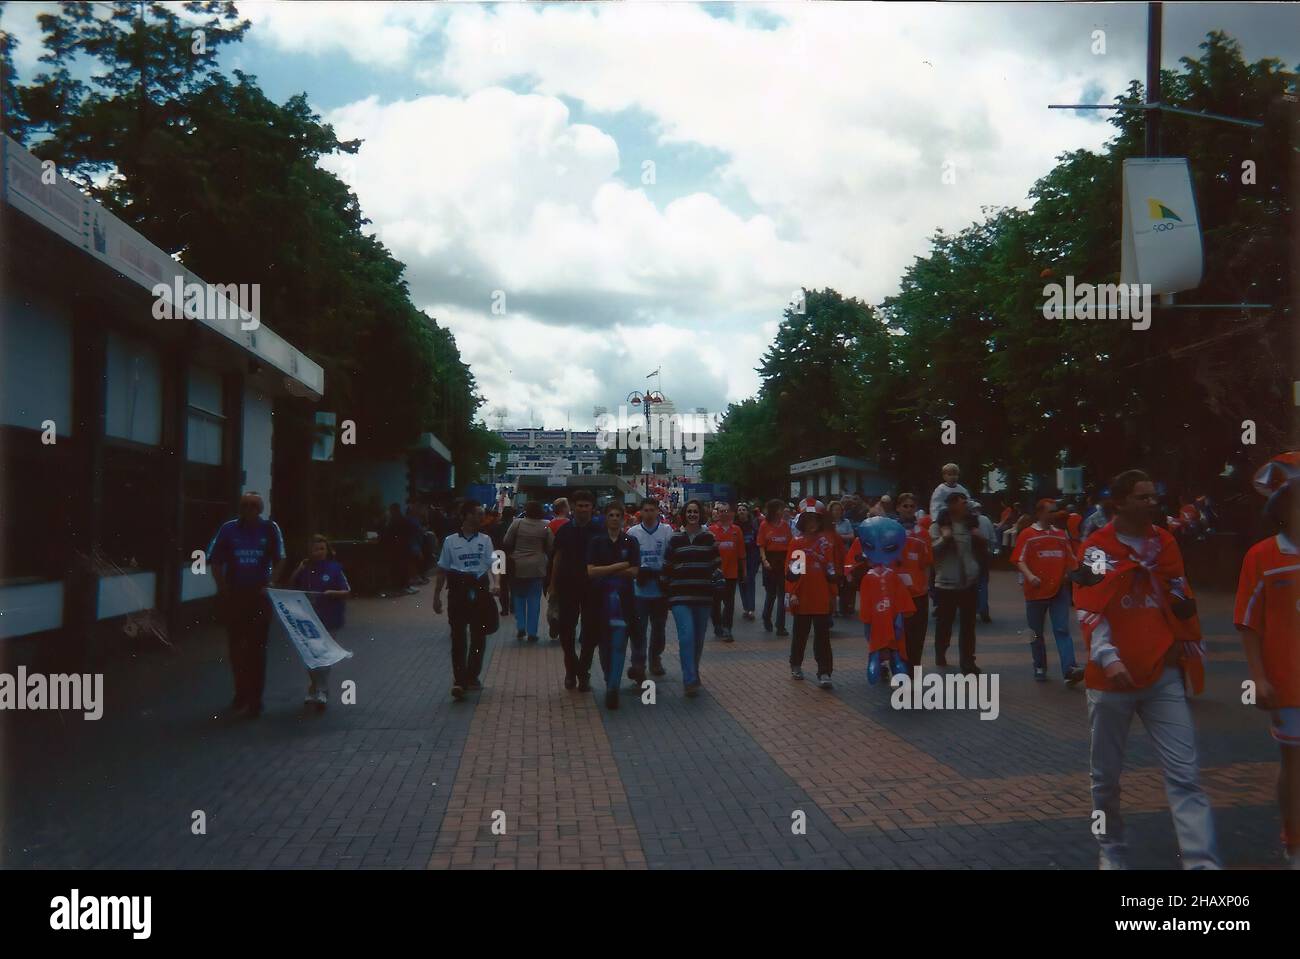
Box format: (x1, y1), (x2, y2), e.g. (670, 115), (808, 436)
(224, 588), (271, 709)
(630, 595), (668, 667)
(448, 611), (489, 686)
(838, 577), (856, 616)
(934, 585), (978, 670)
(556, 586), (589, 679)
(790, 613), (832, 674)
(762, 561), (787, 630)
(577, 599), (611, 680)
(903, 592), (929, 666)
(711, 577), (737, 635)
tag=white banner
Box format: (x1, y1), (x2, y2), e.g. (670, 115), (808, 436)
(1121, 157), (1203, 295)
(266, 589), (354, 671)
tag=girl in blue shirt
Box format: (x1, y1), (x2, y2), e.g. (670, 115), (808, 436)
(290, 534), (352, 709)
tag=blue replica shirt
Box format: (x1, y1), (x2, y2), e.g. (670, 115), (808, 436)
(626, 520), (674, 598)
(437, 532), (495, 578)
(208, 518), (286, 589)
(586, 531), (640, 622)
(291, 559), (351, 631)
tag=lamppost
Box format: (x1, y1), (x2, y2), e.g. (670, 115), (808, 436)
(626, 390), (665, 497)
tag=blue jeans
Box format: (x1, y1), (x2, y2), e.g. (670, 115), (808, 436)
(604, 617), (629, 691)
(631, 595), (668, 667)
(1025, 586), (1077, 675)
(671, 603), (711, 686)
(512, 577), (543, 637)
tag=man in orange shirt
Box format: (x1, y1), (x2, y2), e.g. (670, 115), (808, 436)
(1012, 499), (1085, 685)
(1234, 456), (1300, 867)
(708, 502), (746, 642)
(1074, 469), (1218, 870)
(785, 500), (835, 688)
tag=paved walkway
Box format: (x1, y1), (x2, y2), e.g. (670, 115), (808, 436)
(0, 571), (1285, 869)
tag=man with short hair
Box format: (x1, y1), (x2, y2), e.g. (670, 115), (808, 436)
(585, 501), (640, 710)
(432, 500), (499, 701)
(552, 489), (604, 689)
(1075, 469), (1218, 869)
(627, 497), (673, 680)
(930, 490), (982, 674)
(207, 492), (287, 719)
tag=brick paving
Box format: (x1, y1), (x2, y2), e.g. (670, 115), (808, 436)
(0, 571), (1287, 868)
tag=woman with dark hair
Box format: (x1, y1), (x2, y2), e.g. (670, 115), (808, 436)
(663, 499), (720, 697)
(290, 534), (352, 709)
(758, 498), (792, 635)
(735, 502), (761, 621)
(505, 500), (554, 643)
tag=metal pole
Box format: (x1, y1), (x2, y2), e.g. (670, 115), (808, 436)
(1145, 2), (1162, 158)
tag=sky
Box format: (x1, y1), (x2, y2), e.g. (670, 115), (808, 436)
(5, 1), (1298, 431)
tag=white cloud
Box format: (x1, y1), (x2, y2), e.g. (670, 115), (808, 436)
(241, 0), (440, 68)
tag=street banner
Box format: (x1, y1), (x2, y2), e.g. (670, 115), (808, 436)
(1121, 157), (1203, 295)
(266, 589), (353, 671)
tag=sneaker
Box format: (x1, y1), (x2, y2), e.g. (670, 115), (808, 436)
(743, 610), (755, 621)
(564, 673), (577, 690)
(791, 667), (804, 681)
(1034, 667), (1048, 682)
(315, 688), (329, 710)
(578, 675), (592, 692)
(605, 689), (620, 710)
(650, 657), (666, 677)
(817, 673), (833, 689)
(1065, 665), (1085, 687)
(684, 681), (701, 698)
(451, 684), (465, 701)
(305, 689), (320, 706)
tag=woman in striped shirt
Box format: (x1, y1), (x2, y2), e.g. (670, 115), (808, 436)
(663, 499), (721, 698)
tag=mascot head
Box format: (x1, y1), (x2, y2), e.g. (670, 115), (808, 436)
(856, 516), (907, 566)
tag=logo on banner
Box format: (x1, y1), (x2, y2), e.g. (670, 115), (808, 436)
(1146, 198), (1183, 223)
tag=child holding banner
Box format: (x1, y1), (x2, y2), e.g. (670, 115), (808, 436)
(290, 534), (352, 709)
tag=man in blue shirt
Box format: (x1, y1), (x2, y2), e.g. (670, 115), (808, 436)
(626, 498), (674, 681)
(207, 492), (287, 719)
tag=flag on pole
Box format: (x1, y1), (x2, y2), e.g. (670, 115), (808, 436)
(646, 368), (660, 379)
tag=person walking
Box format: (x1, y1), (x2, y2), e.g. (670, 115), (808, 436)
(1011, 499), (1085, 684)
(207, 491), (287, 719)
(895, 493), (933, 668)
(504, 500), (553, 643)
(971, 500), (997, 624)
(289, 534), (352, 709)
(432, 500), (500, 700)
(758, 498), (792, 637)
(735, 502), (761, 622)
(930, 490), (982, 674)
(708, 502), (745, 642)
(551, 489), (604, 690)
(483, 507), (512, 617)
(627, 497), (674, 681)
(663, 500), (720, 697)
(584, 501), (640, 709)
(1074, 469), (1218, 869)
(831, 500), (855, 617)
(785, 500), (836, 688)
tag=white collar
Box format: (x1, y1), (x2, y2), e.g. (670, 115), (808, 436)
(1278, 532), (1299, 555)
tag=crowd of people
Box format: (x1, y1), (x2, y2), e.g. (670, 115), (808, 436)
(203, 453), (1300, 870)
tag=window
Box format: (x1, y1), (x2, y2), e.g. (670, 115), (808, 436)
(186, 368), (225, 465)
(105, 332), (163, 445)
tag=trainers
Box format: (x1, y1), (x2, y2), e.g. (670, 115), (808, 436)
(650, 657), (666, 677)
(451, 684), (465, 701)
(1034, 667), (1048, 682)
(1065, 665), (1085, 687)
(305, 689), (319, 706)
(605, 689), (620, 710)
(743, 610), (755, 621)
(791, 667), (804, 681)
(817, 673), (833, 689)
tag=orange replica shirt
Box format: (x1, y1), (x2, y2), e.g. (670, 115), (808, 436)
(899, 531), (932, 597)
(1233, 535), (1300, 708)
(785, 534), (834, 616)
(709, 522), (745, 580)
(858, 567), (915, 653)
(1011, 525), (1076, 601)
(757, 520), (793, 556)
